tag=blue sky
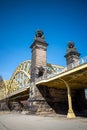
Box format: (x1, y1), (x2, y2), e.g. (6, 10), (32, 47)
(0, 0), (87, 80)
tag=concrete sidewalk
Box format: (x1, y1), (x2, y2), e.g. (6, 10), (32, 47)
(0, 113), (87, 130)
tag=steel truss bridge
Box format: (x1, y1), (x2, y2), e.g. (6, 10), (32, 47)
(0, 56), (87, 104)
(0, 56), (87, 118)
(0, 60), (63, 101)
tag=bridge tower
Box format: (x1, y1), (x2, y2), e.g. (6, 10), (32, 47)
(64, 41), (80, 66)
(30, 30), (48, 82)
(29, 30), (51, 113)
(64, 42), (86, 118)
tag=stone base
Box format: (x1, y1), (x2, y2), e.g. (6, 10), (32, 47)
(0, 101), (27, 112)
(67, 109), (76, 118)
(29, 100), (54, 114)
(0, 102), (9, 111)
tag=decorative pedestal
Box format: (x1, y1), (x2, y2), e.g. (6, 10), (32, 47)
(67, 109), (76, 118)
(29, 99), (54, 114)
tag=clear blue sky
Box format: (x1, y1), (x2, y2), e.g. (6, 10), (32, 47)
(0, 0), (87, 80)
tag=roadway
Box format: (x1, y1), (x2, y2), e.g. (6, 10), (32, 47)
(0, 113), (87, 130)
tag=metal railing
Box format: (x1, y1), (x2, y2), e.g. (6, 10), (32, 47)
(37, 56), (87, 82)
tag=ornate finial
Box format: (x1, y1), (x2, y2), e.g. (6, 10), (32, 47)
(64, 41), (80, 66)
(30, 30), (47, 48)
(35, 30), (45, 41)
(64, 41), (80, 58)
(68, 41), (75, 48)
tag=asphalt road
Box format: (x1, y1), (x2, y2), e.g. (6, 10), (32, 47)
(0, 113), (87, 130)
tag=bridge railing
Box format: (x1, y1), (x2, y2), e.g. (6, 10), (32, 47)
(36, 56), (87, 82)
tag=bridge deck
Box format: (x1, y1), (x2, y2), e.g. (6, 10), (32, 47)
(36, 63), (87, 89)
(0, 86), (29, 102)
(0, 63), (87, 102)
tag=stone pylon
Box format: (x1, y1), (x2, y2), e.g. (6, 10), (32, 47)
(64, 41), (80, 68)
(29, 30), (53, 113)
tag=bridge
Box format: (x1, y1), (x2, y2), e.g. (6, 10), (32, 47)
(0, 61), (63, 101)
(0, 30), (87, 118)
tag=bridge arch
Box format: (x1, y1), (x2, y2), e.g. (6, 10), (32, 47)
(7, 60), (31, 94)
(6, 60), (62, 95)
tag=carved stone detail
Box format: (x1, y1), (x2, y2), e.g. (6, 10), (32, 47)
(64, 41), (80, 65)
